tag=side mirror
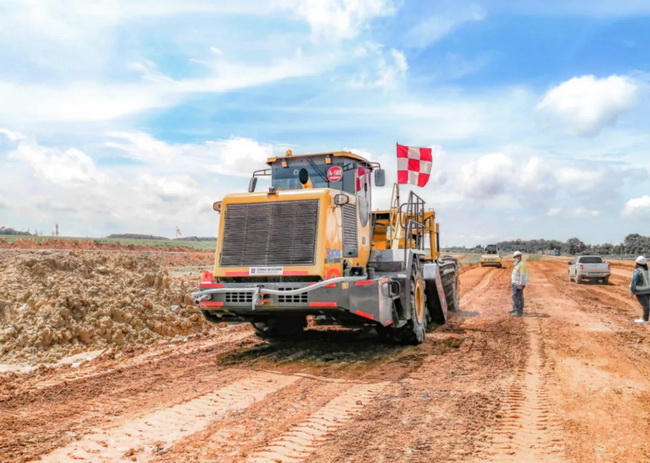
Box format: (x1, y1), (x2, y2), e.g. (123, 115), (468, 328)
(374, 169), (385, 187)
(248, 177), (258, 193)
(299, 168), (310, 185)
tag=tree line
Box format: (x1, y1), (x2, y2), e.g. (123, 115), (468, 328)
(444, 233), (650, 257)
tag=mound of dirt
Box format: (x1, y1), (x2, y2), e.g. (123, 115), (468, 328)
(0, 250), (213, 363)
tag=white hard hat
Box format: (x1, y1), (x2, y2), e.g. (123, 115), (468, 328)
(513, 251), (522, 257)
(637, 256), (647, 265)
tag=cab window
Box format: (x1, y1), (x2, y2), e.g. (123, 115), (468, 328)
(271, 159), (367, 196)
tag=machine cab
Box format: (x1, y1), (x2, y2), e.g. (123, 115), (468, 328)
(250, 151), (384, 196)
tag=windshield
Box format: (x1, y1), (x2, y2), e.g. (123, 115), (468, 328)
(271, 159), (369, 195)
(579, 257), (603, 264)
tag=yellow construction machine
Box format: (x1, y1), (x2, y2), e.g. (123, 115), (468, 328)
(479, 244), (503, 268)
(192, 150), (460, 344)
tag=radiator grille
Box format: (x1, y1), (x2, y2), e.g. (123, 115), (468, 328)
(277, 287), (309, 303)
(225, 292), (253, 303)
(220, 200), (319, 267)
(342, 203), (358, 257)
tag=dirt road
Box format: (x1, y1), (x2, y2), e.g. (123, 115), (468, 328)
(1, 257), (649, 462)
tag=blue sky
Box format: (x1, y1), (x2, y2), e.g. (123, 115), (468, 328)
(1, 0), (649, 247)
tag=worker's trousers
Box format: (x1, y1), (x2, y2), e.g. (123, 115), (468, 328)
(636, 294), (650, 322)
(512, 284), (524, 315)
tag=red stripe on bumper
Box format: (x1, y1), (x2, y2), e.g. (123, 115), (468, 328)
(309, 302), (338, 308)
(200, 301), (224, 307)
(283, 270), (309, 276)
(201, 283), (224, 288)
(355, 310), (374, 320)
(355, 280), (374, 286)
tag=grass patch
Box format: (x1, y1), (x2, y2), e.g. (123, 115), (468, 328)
(0, 234), (216, 250)
(526, 254), (542, 261)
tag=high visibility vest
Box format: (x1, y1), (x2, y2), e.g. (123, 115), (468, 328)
(634, 268), (650, 293)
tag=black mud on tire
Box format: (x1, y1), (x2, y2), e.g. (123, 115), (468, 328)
(387, 259), (427, 345)
(439, 256), (460, 312)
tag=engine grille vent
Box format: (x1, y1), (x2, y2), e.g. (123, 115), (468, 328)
(220, 200), (319, 267)
(277, 287), (309, 303)
(342, 203), (358, 257)
(225, 292), (253, 303)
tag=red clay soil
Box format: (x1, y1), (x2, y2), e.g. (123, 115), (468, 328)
(1, 255), (649, 462)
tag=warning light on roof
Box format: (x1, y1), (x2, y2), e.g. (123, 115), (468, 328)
(286, 149), (293, 157)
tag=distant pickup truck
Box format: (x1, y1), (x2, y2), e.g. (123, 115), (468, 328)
(568, 256), (611, 284)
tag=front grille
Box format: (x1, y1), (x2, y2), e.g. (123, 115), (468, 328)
(225, 292), (253, 303)
(277, 287), (309, 303)
(220, 200), (319, 267)
(342, 203), (357, 257)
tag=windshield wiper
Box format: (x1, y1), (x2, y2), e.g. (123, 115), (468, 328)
(307, 158), (329, 184)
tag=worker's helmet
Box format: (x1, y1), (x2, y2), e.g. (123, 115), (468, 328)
(513, 251), (522, 258)
(636, 256), (647, 265)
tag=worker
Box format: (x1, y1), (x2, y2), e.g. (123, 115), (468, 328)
(629, 256), (650, 324)
(510, 251), (529, 317)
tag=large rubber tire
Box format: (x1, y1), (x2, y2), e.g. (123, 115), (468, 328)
(425, 283), (446, 330)
(603, 276), (610, 285)
(252, 317), (306, 340)
(387, 259), (427, 345)
(439, 256), (460, 312)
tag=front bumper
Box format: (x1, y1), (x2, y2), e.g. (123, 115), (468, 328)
(191, 276), (398, 326)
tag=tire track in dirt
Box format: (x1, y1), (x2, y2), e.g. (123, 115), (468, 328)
(299, 266), (523, 463)
(536, 260), (650, 369)
(473, 318), (564, 462)
(29, 330), (251, 392)
(246, 381), (387, 463)
(513, 260), (650, 462)
(0, 333), (262, 462)
(37, 371), (299, 463)
(459, 266), (501, 305)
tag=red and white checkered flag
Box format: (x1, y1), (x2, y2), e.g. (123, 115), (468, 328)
(396, 143), (432, 187)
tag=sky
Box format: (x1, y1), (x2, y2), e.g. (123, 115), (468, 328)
(0, 0), (649, 247)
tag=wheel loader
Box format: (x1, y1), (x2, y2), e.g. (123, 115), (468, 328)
(191, 150), (460, 344)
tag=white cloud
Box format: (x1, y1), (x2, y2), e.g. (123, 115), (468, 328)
(0, 132), (216, 236)
(0, 81), (174, 123)
(7, 137), (102, 187)
(0, 129), (27, 143)
(136, 175), (199, 202)
(517, 156), (557, 205)
(283, 0), (395, 41)
(457, 153), (512, 198)
(546, 207), (602, 219)
(536, 75), (638, 137)
(345, 44), (408, 89)
(106, 133), (274, 178)
(621, 195), (650, 219)
(207, 138), (275, 177)
(404, 4), (485, 49)
(554, 167), (606, 193)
